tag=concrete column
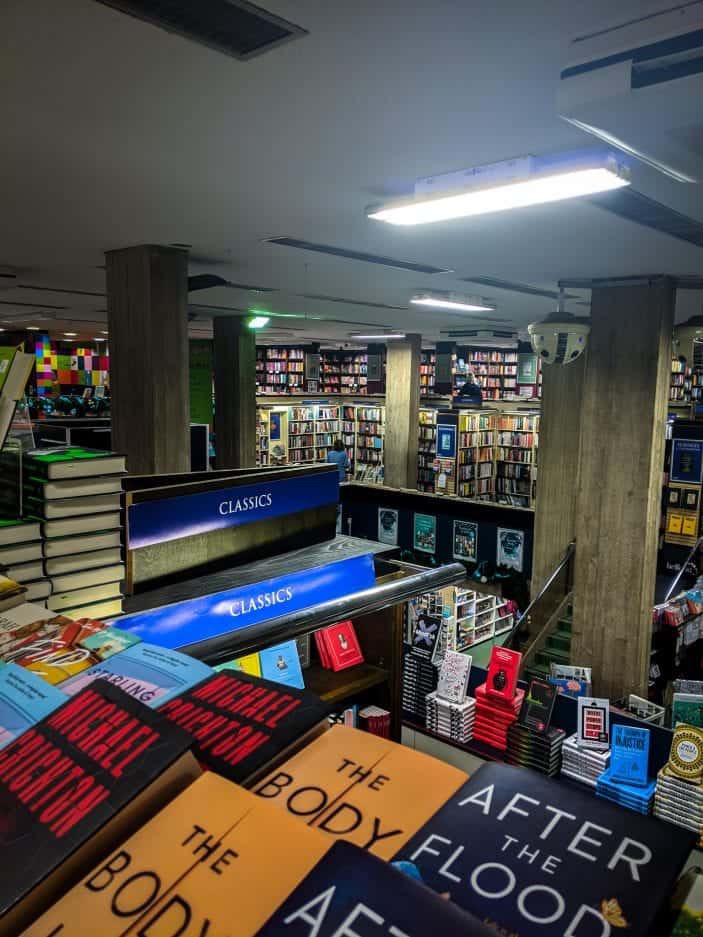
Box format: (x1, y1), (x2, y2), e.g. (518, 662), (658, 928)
(531, 354), (585, 590)
(572, 278), (675, 698)
(384, 334), (421, 489)
(213, 316), (256, 469)
(106, 245), (189, 475)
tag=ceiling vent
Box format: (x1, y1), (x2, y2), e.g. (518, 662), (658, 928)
(265, 238), (453, 275)
(94, 0), (307, 60)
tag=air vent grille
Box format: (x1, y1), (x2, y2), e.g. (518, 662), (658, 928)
(95, 0), (307, 60)
(266, 238), (453, 275)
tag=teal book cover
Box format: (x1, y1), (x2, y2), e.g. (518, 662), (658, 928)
(58, 641), (212, 707)
(0, 662), (66, 749)
(672, 693), (703, 729)
(259, 640), (305, 690)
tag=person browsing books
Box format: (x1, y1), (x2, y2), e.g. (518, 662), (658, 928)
(327, 439), (350, 481)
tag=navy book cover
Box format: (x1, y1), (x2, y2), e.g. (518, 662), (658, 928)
(392, 762), (694, 936)
(0, 679), (192, 918)
(255, 840), (494, 936)
(158, 669), (330, 784)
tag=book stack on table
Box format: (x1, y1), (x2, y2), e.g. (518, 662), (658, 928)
(425, 649), (475, 744)
(653, 724), (703, 845)
(2, 447), (126, 619)
(505, 723), (565, 777)
(472, 646), (523, 751)
(0, 518), (47, 603)
(561, 733), (611, 786)
(595, 724), (655, 816)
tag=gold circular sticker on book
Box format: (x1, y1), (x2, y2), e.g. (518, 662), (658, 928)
(668, 726), (703, 781)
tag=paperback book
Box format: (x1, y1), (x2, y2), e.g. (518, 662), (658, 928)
(517, 677), (557, 733)
(609, 723), (651, 787)
(437, 650), (472, 703)
(672, 692), (703, 728)
(577, 696), (610, 750)
(259, 639), (305, 689)
(0, 662), (66, 749)
(486, 645), (522, 701)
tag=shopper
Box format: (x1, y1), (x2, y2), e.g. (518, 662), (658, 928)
(327, 439), (350, 481)
(454, 370), (483, 407)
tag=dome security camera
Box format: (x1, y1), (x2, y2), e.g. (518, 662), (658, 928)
(528, 290), (590, 365)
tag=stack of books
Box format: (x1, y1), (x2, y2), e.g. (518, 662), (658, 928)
(314, 619), (364, 672)
(596, 772), (657, 815)
(653, 724), (703, 845)
(472, 646), (523, 751)
(23, 446), (126, 618)
(425, 692), (476, 743)
(596, 724), (655, 815)
(358, 705), (392, 737)
(561, 732), (611, 786)
(505, 723), (565, 776)
(0, 572), (26, 610)
(0, 518), (48, 602)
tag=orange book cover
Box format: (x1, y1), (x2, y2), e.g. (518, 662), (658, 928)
(20, 773), (254, 937)
(252, 725), (467, 858)
(120, 797), (330, 937)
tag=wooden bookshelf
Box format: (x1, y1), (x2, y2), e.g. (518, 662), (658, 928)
(457, 409), (496, 500)
(314, 404), (341, 461)
(355, 405), (384, 483)
(256, 408), (269, 467)
(287, 404), (316, 463)
(419, 350), (436, 397)
(256, 347), (305, 395)
(494, 411), (540, 508)
(417, 408), (437, 492)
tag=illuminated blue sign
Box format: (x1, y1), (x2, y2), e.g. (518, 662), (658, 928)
(128, 472), (339, 549)
(116, 553), (376, 650)
(437, 424), (457, 460)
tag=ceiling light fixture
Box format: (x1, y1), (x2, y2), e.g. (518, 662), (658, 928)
(350, 333), (406, 341)
(411, 292), (495, 313)
(367, 152), (630, 226)
(26, 326), (39, 331)
(94, 337), (106, 342)
(101, 330), (109, 335)
(64, 332), (77, 337)
(247, 315), (270, 329)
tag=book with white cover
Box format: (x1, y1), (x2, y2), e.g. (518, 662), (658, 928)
(44, 546), (122, 577)
(26, 493), (120, 520)
(49, 563), (125, 593)
(47, 580), (121, 612)
(437, 651), (472, 704)
(33, 476), (124, 500)
(41, 511), (121, 539)
(42, 530), (122, 558)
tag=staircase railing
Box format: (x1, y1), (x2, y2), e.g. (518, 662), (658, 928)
(504, 541), (575, 653)
(662, 536), (703, 604)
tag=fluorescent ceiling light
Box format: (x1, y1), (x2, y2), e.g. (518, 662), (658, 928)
(101, 330), (109, 335)
(26, 326), (39, 330)
(350, 333), (406, 340)
(248, 315), (270, 329)
(94, 337), (106, 341)
(64, 332), (77, 337)
(368, 153), (630, 226)
(411, 293), (494, 313)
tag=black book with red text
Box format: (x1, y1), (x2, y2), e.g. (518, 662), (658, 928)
(157, 669), (330, 786)
(0, 680), (198, 937)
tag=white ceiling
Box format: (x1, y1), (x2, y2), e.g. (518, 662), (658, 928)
(1, 0), (702, 345)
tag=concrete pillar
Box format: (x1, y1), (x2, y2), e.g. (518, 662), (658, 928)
(572, 277), (675, 698)
(384, 334), (421, 489)
(106, 244), (189, 475)
(213, 316), (256, 469)
(531, 354), (585, 590)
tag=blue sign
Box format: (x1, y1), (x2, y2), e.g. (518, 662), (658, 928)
(436, 424), (457, 459)
(115, 553), (376, 650)
(671, 438), (703, 484)
(128, 472), (339, 549)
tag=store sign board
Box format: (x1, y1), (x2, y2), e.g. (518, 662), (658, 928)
(128, 472), (339, 549)
(116, 553), (376, 650)
(437, 424), (457, 459)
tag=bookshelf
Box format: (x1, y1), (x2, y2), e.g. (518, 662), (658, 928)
(314, 404), (341, 461)
(342, 405), (357, 474)
(340, 352), (369, 394)
(419, 350), (436, 397)
(320, 354), (342, 395)
(256, 408), (269, 467)
(355, 405), (384, 483)
(256, 347), (305, 395)
(468, 350), (519, 401)
(670, 356), (703, 404)
(287, 404), (316, 463)
(456, 409), (496, 500)
(417, 408), (437, 492)
(494, 411), (540, 508)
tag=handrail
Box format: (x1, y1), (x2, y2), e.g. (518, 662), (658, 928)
(663, 536), (703, 603)
(182, 561), (467, 664)
(504, 541), (575, 646)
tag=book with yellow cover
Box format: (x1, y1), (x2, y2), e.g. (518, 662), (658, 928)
(252, 725), (467, 858)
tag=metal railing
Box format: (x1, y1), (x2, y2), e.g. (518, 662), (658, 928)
(662, 536), (703, 604)
(505, 541), (575, 649)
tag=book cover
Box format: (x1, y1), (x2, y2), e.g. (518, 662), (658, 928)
(486, 645), (522, 701)
(253, 726), (467, 858)
(19, 772), (259, 937)
(609, 724), (651, 787)
(259, 640), (305, 689)
(548, 676), (590, 698)
(518, 678), (557, 733)
(437, 650), (472, 703)
(319, 620), (364, 672)
(0, 681), (198, 935)
(214, 651), (262, 677)
(24, 447), (126, 480)
(158, 669), (329, 785)
(315, 628), (332, 668)
(0, 603), (75, 662)
(4, 617), (109, 684)
(0, 518), (41, 547)
(393, 761), (695, 937)
(577, 696), (610, 750)
(59, 641), (212, 707)
(0, 663), (65, 749)
(672, 693), (703, 728)
(665, 725), (703, 784)
(258, 840), (495, 937)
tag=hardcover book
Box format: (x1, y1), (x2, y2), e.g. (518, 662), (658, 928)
(518, 677), (557, 733)
(672, 692), (703, 728)
(49, 562), (125, 593)
(42, 529), (122, 558)
(0, 662), (65, 749)
(577, 696), (610, 750)
(0, 681), (199, 936)
(664, 724), (703, 784)
(437, 650), (472, 703)
(392, 761), (695, 937)
(46, 579), (123, 612)
(44, 545), (123, 578)
(0, 603), (75, 661)
(0, 540), (43, 566)
(4, 617), (108, 684)
(25, 475), (124, 500)
(609, 723), (651, 787)
(253, 725), (467, 858)
(318, 620), (364, 672)
(59, 641), (212, 707)
(40, 511), (122, 539)
(0, 518), (41, 547)
(23, 447), (126, 480)
(486, 645), (522, 701)
(25, 492), (120, 520)
(0, 573), (25, 613)
(259, 639), (305, 689)
(157, 669), (329, 786)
